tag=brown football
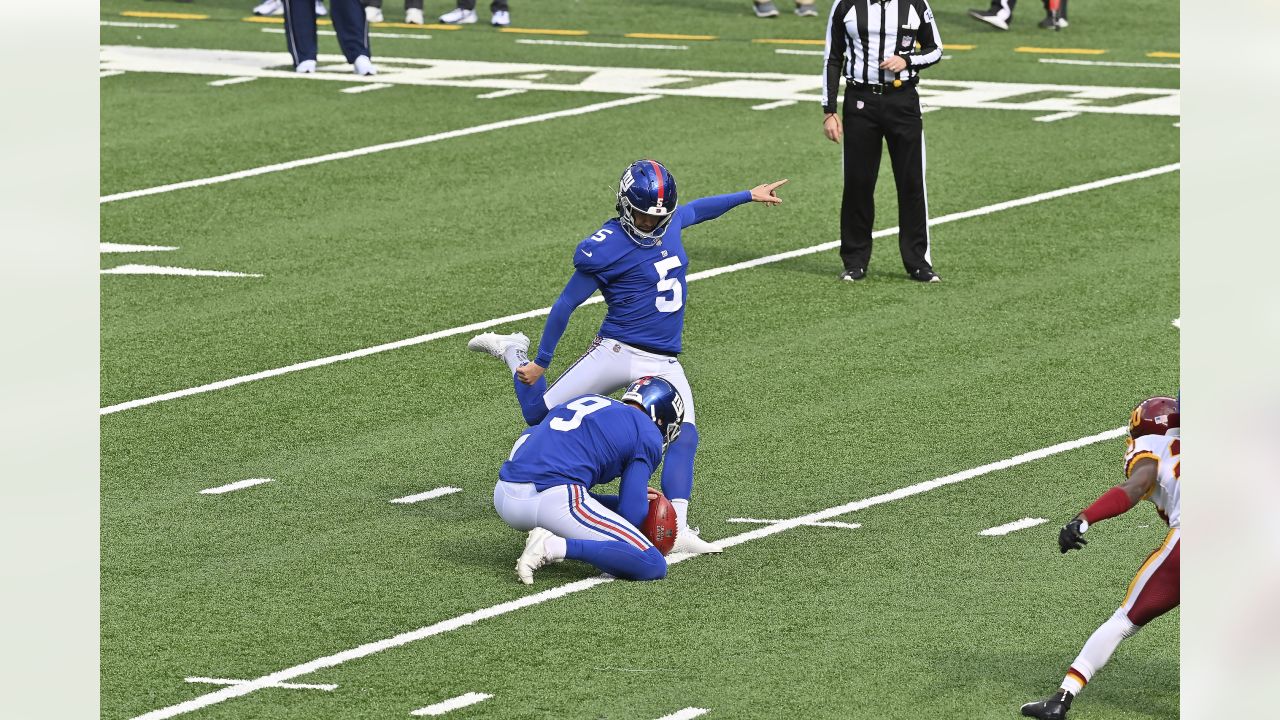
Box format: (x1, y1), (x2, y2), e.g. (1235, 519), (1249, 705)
(640, 490), (678, 556)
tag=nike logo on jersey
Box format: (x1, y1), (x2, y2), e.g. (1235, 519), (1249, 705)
(581, 249), (593, 257)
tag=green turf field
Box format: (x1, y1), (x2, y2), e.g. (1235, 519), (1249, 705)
(100, 1), (1180, 718)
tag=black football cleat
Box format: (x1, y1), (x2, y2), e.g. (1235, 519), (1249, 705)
(1020, 690), (1074, 719)
(908, 268), (941, 283)
(840, 267), (867, 281)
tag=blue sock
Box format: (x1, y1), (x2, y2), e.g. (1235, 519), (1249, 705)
(660, 422), (698, 502)
(514, 374), (549, 426)
(565, 540), (667, 581)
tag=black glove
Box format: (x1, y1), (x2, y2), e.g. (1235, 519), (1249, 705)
(1058, 518), (1088, 553)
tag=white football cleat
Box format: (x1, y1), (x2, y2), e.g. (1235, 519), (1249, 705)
(365, 6), (383, 23)
(353, 55), (377, 76)
(315, 1), (328, 17)
(467, 331), (529, 359)
(672, 526), (723, 555)
(439, 8), (478, 24)
(404, 7), (424, 24)
(516, 527), (555, 585)
(491, 10), (511, 26)
(295, 59), (317, 73)
(252, 0), (284, 16)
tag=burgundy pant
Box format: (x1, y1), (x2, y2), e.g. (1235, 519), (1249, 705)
(1121, 528), (1180, 626)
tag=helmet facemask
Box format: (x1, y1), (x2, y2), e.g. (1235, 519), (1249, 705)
(617, 194), (675, 248)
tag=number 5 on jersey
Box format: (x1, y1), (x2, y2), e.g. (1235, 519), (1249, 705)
(654, 256), (683, 313)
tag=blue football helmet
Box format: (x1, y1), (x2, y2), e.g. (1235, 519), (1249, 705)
(615, 159), (678, 247)
(621, 375), (685, 448)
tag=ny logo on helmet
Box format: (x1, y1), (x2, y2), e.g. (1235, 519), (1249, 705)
(620, 169), (636, 192)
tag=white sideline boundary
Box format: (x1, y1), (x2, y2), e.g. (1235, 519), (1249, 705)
(128, 426), (1126, 720)
(99, 163), (1179, 416)
(411, 692), (493, 716)
(99, 94), (659, 204)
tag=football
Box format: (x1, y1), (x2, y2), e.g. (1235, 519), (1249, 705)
(640, 489), (678, 556)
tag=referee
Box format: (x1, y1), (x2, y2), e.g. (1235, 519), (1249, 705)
(823, 0), (943, 283)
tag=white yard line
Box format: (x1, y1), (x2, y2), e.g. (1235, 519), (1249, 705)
(476, 88), (527, 99)
(390, 487), (462, 504)
(101, 243), (178, 253)
(261, 28), (431, 41)
(208, 76), (258, 87)
(101, 70), (126, 78)
(654, 709), (710, 720)
(341, 83), (393, 94)
(1171, 317), (1180, 329)
(101, 265), (262, 278)
(1033, 111), (1080, 123)
(99, 94), (658, 204)
(774, 49), (824, 56)
(198, 478), (274, 495)
(411, 692), (493, 716)
(184, 677), (336, 691)
(979, 517), (1049, 536)
(1040, 58), (1180, 70)
(102, 21), (178, 29)
(128, 426), (1125, 720)
(751, 99), (797, 111)
(99, 163), (1179, 416)
(516, 38), (687, 51)
(726, 518), (862, 531)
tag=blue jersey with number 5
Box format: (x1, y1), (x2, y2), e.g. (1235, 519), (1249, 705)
(499, 395), (664, 491)
(532, 191), (752, 367)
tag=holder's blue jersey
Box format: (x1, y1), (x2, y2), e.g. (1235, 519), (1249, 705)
(499, 395), (664, 492)
(533, 191), (752, 367)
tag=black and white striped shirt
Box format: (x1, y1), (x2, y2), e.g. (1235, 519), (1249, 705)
(822, 0), (944, 113)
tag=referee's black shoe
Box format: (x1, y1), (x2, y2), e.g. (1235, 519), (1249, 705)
(908, 268), (941, 283)
(1038, 15), (1069, 29)
(840, 268), (866, 282)
(1020, 690), (1073, 719)
(968, 9), (1009, 30)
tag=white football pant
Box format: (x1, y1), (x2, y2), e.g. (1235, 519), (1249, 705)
(543, 337), (696, 424)
(493, 480), (653, 550)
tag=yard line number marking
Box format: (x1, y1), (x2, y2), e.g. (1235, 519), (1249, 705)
(979, 517), (1049, 536)
(410, 692), (493, 716)
(127, 427), (1125, 720)
(1033, 111), (1080, 123)
(100, 163), (1179, 416)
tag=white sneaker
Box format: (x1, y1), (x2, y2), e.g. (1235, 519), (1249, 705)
(404, 7), (424, 24)
(671, 526), (723, 555)
(365, 6), (383, 23)
(252, 0), (283, 16)
(353, 55), (377, 76)
(491, 10), (511, 26)
(516, 527), (555, 585)
(467, 331), (529, 359)
(315, 1), (327, 16)
(439, 8), (478, 24)
(295, 59), (317, 73)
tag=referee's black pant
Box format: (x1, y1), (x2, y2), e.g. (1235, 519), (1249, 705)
(839, 85), (933, 276)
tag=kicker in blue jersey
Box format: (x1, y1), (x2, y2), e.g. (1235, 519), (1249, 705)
(469, 160), (786, 557)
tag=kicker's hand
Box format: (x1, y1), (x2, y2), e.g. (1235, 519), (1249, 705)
(515, 362), (546, 385)
(1058, 518), (1088, 553)
(750, 179), (788, 205)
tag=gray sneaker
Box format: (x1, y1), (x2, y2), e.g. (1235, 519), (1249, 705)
(795, 2), (818, 17)
(754, 1), (780, 18)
